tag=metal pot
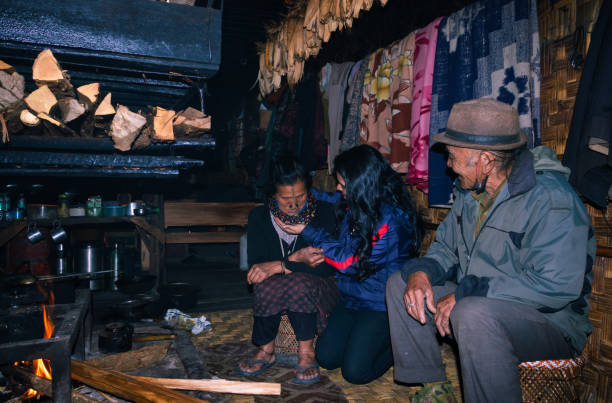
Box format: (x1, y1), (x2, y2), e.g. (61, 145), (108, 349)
(76, 242), (104, 290)
(159, 282), (200, 311)
(126, 202), (143, 216)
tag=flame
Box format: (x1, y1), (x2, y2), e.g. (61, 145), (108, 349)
(18, 292), (55, 399)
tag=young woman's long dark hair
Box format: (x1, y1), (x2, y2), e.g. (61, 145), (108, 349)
(334, 145), (421, 281)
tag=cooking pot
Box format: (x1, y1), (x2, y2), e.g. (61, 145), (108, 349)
(159, 282), (200, 311)
(114, 274), (157, 295)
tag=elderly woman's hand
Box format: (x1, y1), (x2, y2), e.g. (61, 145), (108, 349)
(247, 261), (282, 284)
(273, 217), (306, 234)
(290, 246), (325, 267)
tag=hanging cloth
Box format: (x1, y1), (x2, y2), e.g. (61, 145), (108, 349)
(563, 0), (612, 209)
(324, 62), (355, 173)
(341, 58), (368, 153)
(428, 0), (541, 206)
(407, 17), (444, 192)
(360, 32), (416, 173)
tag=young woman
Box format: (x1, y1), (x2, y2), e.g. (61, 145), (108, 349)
(276, 145), (420, 384)
(236, 155), (339, 384)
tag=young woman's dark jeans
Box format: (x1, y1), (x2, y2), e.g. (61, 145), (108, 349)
(315, 303), (393, 384)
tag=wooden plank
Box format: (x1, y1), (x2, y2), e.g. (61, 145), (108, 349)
(164, 202), (259, 228)
(165, 232), (244, 244)
(129, 377), (281, 396)
(70, 360), (207, 403)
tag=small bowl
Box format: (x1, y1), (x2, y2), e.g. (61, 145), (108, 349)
(103, 205), (125, 217)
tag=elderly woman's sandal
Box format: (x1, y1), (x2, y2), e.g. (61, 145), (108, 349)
(235, 349), (276, 377)
(292, 363), (321, 385)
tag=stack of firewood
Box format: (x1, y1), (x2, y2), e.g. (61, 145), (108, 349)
(258, 0), (388, 96)
(0, 49), (211, 151)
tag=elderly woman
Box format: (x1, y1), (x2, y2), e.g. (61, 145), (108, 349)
(236, 155), (339, 384)
(276, 145), (421, 384)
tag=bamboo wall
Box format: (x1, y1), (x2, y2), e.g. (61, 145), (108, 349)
(538, 0), (611, 401)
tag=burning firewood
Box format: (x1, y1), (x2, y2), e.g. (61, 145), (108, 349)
(32, 49), (74, 98)
(24, 85), (57, 115)
(110, 105), (147, 151)
(152, 106), (175, 141)
(1, 365), (98, 403)
(173, 107), (211, 138)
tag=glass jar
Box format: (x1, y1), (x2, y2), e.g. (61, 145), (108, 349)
(58, 193), (70, 218)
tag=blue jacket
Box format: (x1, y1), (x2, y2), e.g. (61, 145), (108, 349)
(302, 188), (417, 311)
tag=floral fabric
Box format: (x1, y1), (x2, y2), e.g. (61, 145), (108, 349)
(360, 32), (416, 173)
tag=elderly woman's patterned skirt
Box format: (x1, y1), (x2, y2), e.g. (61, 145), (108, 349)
(253, 272), (340, 335)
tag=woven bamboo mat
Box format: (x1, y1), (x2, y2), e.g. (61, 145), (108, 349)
(192, 309), (462, 402)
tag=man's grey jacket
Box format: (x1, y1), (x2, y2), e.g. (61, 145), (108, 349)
(401, 146), (595, 354)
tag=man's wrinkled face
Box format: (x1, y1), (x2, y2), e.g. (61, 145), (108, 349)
(446, 145), (481, 190)
(275, 180), (307, 216)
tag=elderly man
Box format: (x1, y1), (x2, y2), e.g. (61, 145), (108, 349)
(386, 98), (595, 402)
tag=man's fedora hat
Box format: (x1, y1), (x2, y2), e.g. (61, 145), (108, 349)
(433, 98), (527, 150)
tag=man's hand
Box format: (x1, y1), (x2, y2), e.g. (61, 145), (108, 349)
(290, 246), (325, 267)
(273, 217), (306, 235)
(247, 261), (281, 284)
(404, 271), (436, 324)
(434, 292), (456, 337)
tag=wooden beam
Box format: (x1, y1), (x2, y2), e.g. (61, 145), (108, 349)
(165, 231), (244, 244)
(163, 202), (260, 228)
(70, 360), (207, 403)
(129, 377), (281, 396)
(597, 246), (612, 258)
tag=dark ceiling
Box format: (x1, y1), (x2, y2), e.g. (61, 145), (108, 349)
(205, 0), (474, 126)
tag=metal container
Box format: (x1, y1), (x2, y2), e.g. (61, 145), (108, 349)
(55, 243), (70, 275)
(109, 243), (122, 291)
(126, 201), (143, 216)
(76, 242), (104, 290)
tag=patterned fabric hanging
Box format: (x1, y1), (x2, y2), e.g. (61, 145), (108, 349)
(428, 0), (540, 206)
(407, 17), (444, 192)
(360, 32), (416, 173)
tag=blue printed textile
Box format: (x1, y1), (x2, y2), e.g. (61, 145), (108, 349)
(428, 0), (540, 206)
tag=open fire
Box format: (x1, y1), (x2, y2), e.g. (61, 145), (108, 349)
(15, 291), (55, 399)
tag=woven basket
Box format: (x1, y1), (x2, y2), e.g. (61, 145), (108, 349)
(274, 313), (317, 355)
(519, 356), (585, 403)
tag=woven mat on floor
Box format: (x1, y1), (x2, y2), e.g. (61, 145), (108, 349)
(192, 309), (462, 403)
